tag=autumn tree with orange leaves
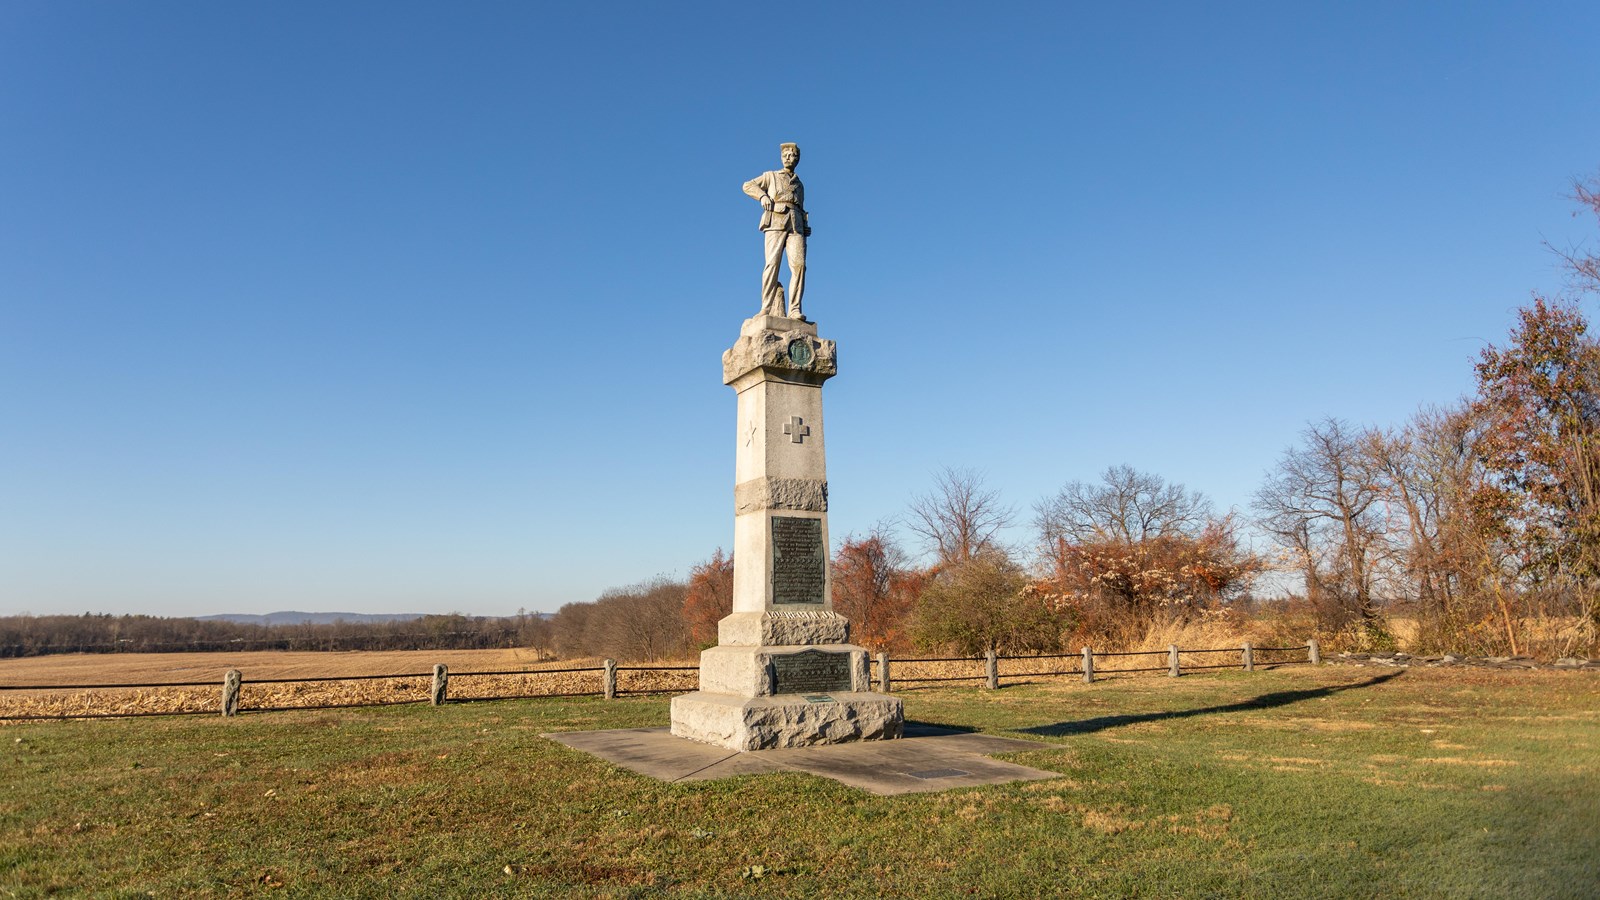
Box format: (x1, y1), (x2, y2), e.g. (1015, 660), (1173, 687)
(1473, 298), (1600, 582)
(831, 529), (922, 653)
(682, 548), (734, 649)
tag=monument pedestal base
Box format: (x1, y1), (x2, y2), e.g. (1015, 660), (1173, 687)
(674, 642), (903, 751)
(667, 312), (904, 752)
(670, 691), (904, 751)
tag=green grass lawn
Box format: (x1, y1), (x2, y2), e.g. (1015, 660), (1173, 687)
(3, 666), (1596, 898)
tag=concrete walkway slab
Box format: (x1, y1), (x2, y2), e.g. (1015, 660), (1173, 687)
(544, 722), (1065, 796)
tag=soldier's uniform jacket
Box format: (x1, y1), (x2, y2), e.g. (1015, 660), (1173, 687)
(742, 169), (808, 234)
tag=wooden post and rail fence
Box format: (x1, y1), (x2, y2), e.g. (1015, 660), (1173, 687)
(1, 640), (1322, 721)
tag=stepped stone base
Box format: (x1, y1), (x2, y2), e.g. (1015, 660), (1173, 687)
(670, 691), (904, 751)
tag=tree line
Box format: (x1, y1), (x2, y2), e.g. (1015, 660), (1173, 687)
(0, 612), (553, 658)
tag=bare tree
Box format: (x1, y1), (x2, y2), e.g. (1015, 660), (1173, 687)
(1365, 404), (1538, 654)
(1034, 464), (1213, 547)
(514, 607), (555, 659)
(550, 601), (596, 658)
(1365, 407), (1484, 613)
(905, 467), (1016, 566)
(589, 576), (690, 662)
(1553, 172), (1600, 293)
(549, 576), (692, 661)
(1253, 418), (1389, 635)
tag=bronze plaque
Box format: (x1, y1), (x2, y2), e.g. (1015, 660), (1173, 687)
(770, 515), (825, 606)
(772, 649), (853, 694)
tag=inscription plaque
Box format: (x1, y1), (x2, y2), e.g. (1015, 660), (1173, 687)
(771, 650), (853, 694)
(770, 515), (825, 605)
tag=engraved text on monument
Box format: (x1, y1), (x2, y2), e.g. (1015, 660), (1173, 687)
(770, 515), (825, 605)
(771, 649), (853, 694)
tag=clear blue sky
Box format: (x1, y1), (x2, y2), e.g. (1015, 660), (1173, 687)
(4, 2), (1598, 618)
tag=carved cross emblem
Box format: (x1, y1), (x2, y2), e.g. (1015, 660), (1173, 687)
(783, 416), (810, 444)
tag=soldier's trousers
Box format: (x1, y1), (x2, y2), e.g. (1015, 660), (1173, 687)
(760, 230), (806, 318)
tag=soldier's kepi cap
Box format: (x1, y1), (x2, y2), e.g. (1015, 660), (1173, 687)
(780, 142), (800, 153)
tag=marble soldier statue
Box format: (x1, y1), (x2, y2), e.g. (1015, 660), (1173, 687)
(742, 142), (810, 319)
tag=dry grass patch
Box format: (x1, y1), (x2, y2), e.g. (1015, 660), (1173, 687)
(0, 648), (549, 684)
(1022, 777), (1084, 792)
(1079, 804), (1234, 838)
(1362, 775), (1462, 791)
(0, 651), (698, 718)
(1282, 717), (1377, 732)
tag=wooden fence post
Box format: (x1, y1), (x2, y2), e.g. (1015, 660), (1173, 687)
(1243, 643), (1254, 672)
(1169, 644), (1180, 678)
(603, 659), (617, 699)
(985, 650), (999, 690)
(1082, 647), (1095, 684)
(431, 664), (448, 706)
(1308, 638), (1321, 665)
(222, 669), (241, 717)
(878, 652), (891, 693)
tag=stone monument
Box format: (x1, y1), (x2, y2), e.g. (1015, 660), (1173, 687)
(669, 145), (904, 750)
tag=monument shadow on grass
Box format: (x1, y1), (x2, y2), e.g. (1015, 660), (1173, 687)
(1019, 671), (1405, 738)
(903, 720), (977, 737)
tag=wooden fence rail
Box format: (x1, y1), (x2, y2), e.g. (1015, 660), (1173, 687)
(0, 640), (1321, 721)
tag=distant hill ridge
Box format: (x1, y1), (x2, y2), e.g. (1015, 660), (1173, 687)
(196, 612), (431, 626)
